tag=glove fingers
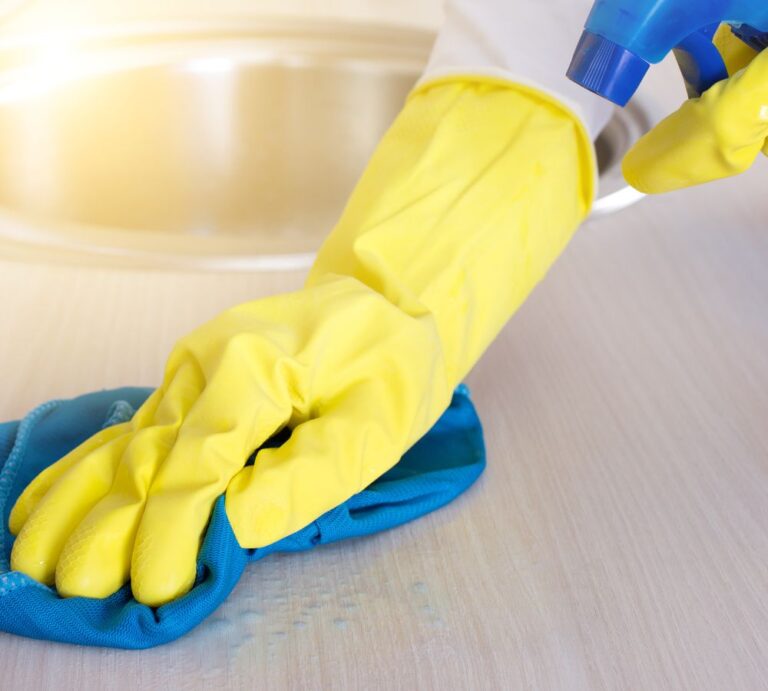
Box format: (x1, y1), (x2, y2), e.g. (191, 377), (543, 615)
(129, 392), (292, 606)
(8, 371), (186, 537)
(623, 48), (768, 193)
(713, 24), (759, 76)
(8, 422), (132, 536)
(10, 433), (132, 585)
(55, 493), (144, 599)
(53, 359), (209, 599)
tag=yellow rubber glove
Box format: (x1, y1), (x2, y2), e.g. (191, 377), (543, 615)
(623, 25), (768, 193)
(10, 279), (449, 606)
(9, 77), (595, 606)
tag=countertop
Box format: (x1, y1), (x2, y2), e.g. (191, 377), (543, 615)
(0, 12), (767, 691)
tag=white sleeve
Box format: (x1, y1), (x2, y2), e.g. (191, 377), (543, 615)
(419, 0), (614, 139)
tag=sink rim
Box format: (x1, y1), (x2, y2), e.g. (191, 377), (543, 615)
(0, 19), (654, 272)
(0, 20), (435, 271)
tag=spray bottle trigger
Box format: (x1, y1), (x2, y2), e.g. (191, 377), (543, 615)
(731, 24), (768, 52)
(673, 23), (729, 98)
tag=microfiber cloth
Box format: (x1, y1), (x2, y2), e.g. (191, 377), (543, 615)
(0, 384), (484, 649)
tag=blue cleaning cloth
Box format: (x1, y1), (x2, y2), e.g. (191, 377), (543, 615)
(0, 385), (484, 649)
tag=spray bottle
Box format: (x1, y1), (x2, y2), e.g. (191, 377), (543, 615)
(567, 0), (768, 106)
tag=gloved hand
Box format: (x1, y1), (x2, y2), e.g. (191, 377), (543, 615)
(623, 25), (768, 193)
(10, 0), (601, 607)
(10, 276), (450, 606)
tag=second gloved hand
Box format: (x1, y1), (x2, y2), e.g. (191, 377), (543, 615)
(9, 276), (450, 607)
(623, 25), (768, 193)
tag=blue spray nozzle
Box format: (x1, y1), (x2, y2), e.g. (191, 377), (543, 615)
(567, 31), (650, 106)
(568, 0), (768, 107)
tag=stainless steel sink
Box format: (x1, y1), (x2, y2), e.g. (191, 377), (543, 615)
(0, 20), (651, 271)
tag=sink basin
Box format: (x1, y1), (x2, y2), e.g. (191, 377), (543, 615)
(0, 20), (650, 271)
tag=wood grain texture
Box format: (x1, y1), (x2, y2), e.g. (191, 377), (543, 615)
(0, 34), (767, 691)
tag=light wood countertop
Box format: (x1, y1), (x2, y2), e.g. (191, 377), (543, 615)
(0, 19), (767, 691)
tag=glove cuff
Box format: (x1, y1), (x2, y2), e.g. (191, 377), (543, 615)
(411, 74), (599, 210)
(419, 0), (613, 140)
